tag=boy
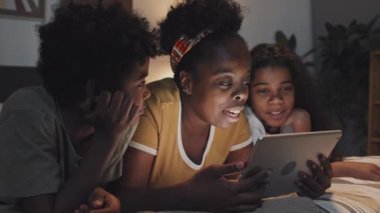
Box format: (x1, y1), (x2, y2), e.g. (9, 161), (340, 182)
(0, 2), (156, 212)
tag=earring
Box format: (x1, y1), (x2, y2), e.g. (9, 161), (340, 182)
(182, 88), (191, 95)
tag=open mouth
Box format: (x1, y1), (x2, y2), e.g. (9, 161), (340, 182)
(267, 110), (286, 120)
(223, 109), (241, 118)
(223, 106), (245, 121)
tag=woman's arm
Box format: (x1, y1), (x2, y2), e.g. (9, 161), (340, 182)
(118, 146), (268, 212)
(225, 144), (253, 163)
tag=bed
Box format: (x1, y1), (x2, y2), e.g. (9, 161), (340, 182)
(253, 156), (380, 212)
(315, 156), (380, 212)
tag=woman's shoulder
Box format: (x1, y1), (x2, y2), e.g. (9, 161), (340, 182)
(290, 108), (310, 122)
(284, 108), (311, 132)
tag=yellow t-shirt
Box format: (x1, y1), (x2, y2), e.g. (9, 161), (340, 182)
(130, 78), (252, 188)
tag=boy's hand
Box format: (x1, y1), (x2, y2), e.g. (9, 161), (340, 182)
(296, 154), (332, 198)
(74, 187), (120, 213)
(84, 91), (141, 140)
(184, 162), (270, 212)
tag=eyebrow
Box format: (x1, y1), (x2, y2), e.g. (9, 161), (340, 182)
(253, 80), (293, 87)
(212, 68), (233, 75)
(137, 71), (149, 80)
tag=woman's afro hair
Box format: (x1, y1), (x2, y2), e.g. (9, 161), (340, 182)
(159, 0), (243, 54)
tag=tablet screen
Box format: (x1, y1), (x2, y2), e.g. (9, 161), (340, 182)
(242, 130), (342, 198)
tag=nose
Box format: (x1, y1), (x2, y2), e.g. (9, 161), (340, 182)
(269, 92), (284, 104)
(143, 88), (151, 100)
(233, 85), (248, 102)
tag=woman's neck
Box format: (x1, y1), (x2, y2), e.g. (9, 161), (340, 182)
(180, 98), (211, 164)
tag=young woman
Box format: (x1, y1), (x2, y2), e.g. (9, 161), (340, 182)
(247, 43), (380, 182)
(0, 2), (157, 213)
(114, 1), (331, 212)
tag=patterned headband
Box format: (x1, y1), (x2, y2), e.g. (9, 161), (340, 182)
(170, 28), (214, 72)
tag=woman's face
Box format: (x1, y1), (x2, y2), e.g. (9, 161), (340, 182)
(183, 38), (251, 128)
(249, 66), (295, 129)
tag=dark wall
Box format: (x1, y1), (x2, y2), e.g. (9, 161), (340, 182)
(311, 0), (380, 156)
(311, 0), (380, 65)
(0, 66), (42, 102)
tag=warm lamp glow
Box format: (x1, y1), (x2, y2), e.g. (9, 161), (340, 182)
(147, 56), (173, 83)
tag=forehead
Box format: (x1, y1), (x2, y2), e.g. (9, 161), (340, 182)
(195, 37), (251, 75)
(125, 58), (150, 80)
(253, 66), (292, 82)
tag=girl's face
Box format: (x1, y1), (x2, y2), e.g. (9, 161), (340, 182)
(183, 38), (251, 128)
(249, 66), (295, 129)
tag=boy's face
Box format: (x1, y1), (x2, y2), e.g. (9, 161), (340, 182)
(249, 66), (295, 129)
(182, 38), (251, 128)
(119, 58), (151, 123)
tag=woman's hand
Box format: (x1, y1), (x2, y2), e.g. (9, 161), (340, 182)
(296, 154), (332, 199)
(75, 187), (120, 213)
(183, 162), (270, 212)
(332, 161), (380, 181)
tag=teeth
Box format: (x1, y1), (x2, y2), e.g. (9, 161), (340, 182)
(229, 110), (240, 114)
(271, 111), (281, 115)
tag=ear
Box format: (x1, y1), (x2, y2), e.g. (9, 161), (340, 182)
(179, 71), (193, 95)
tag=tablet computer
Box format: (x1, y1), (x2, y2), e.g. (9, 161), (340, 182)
(242, 130), (342, 198)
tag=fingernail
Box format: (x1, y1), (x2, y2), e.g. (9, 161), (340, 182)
(236, 162), (246, 169)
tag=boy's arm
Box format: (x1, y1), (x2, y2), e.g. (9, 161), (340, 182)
(21, 194), (55, 213)
(20, 92), (140, 213)
(20, 130), (124, 213)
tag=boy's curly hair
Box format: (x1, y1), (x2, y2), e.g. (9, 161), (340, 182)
(250, 43), (332, 131)
(158, 0), (245, 84)
(37, 2), (157, 106)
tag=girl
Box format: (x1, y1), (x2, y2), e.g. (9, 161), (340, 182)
(247, 43), (380, 182)
(0, 2), (156, 213)
(114, 1), (331, 212)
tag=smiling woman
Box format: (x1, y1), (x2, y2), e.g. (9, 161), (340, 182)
(113, 0), (273, 212)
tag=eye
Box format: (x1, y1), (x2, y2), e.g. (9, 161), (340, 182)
(256, 88), (270, 96)
(138, 80), (146, 88)
(281, 85), (293, 92)
(219, 80), (232, 88)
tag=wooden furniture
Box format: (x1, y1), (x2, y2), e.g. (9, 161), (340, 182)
(368, 51), (380, 154)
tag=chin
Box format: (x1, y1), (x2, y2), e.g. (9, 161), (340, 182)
(214, 121), (236, 129)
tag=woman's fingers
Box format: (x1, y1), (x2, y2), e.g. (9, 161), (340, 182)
(201, 162), (246, 179)
(237, 169), (271, 193)
(319, 154), (333, 179)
